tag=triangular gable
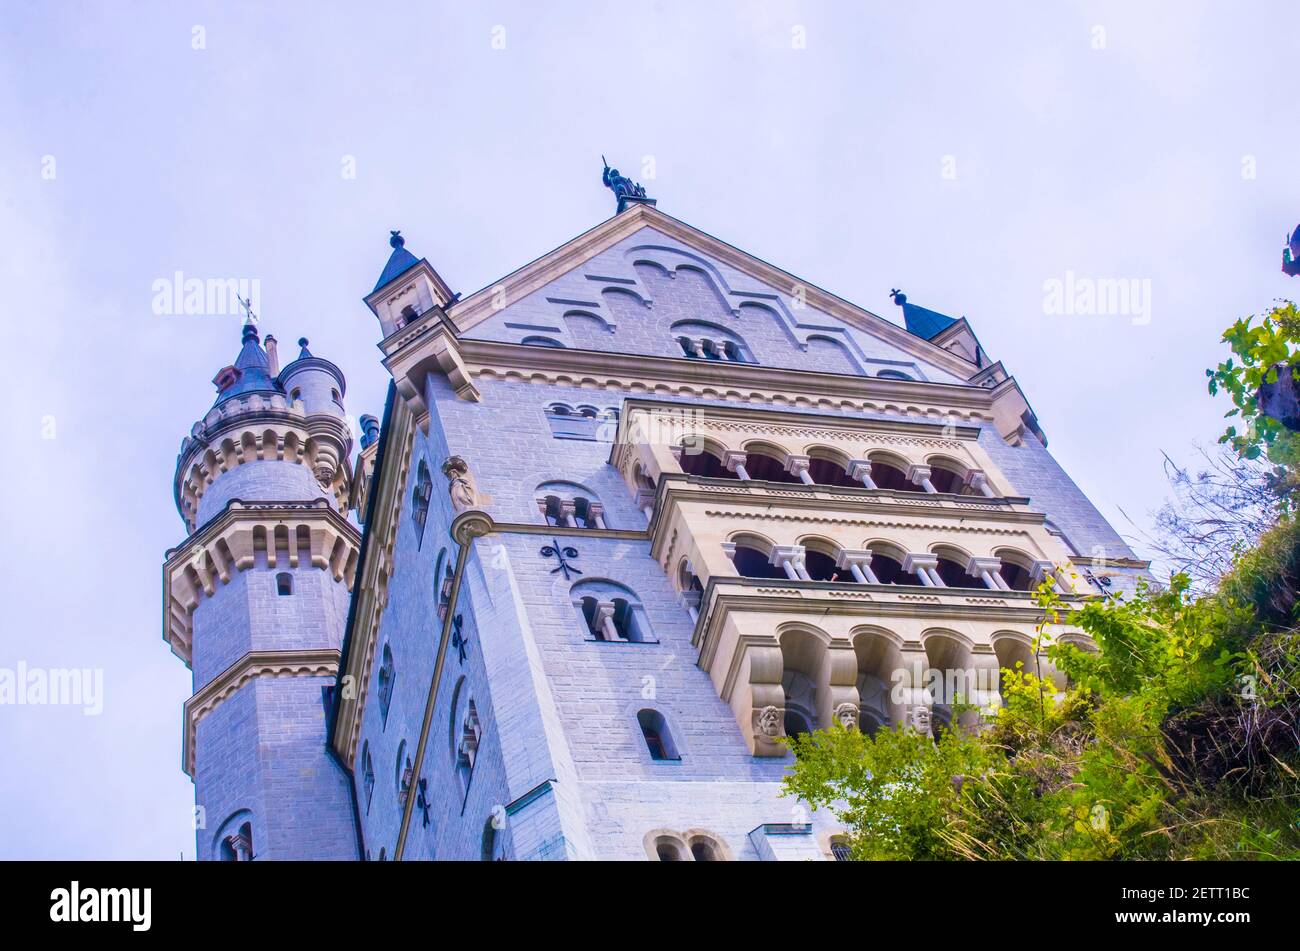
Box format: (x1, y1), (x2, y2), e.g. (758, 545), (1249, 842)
(447, 203), (978, 384)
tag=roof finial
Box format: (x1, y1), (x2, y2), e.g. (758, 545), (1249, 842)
(889, 288), (907, 306)
(390, 230), (404, 249)
(237, 293), (259, 339)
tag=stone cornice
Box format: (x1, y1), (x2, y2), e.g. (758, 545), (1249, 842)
(161, 500), (361, 666)
(615, 397), (985, 446)
(461, 336), (1005, 423)
(693, 578), (1088, 682)
(182, 648), (341, 776)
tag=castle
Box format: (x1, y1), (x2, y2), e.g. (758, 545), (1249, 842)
(163, 172), (1148, 861)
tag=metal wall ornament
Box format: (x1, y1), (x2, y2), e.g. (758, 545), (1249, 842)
(540, 539), (582, 579)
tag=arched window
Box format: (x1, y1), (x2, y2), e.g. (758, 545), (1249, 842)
(378, 643), (395, 727)
(214, 812), (254, 862)
(934, 549), (983, 588)
(671, 321), (752, 364)
(727, 535), (789, 580)
(399, 304), (419, 325)
(877, 369), (913, 381)
(657, 841), (684, 861)
(573, 580), (655, 643)
(690, 837), (721, 861)
(412, 459), (432, 546)
(998, 559), (1034, 591)
(481, 816), (502, 861)
(455, 695), (483, 788)
(396, 743), (413, 805)
(362, 742), (375, 813)
(520, 335), (565, 348)
(535, 481), (606, 528)
(276, 572), (292, 596)
(781, 629), (823, 740)
(638, 709), (680, 761)
(868, 456), (913, 491)
(807, 450), (861, 488)
(677, 441), (736, 479)
(801, 541), (841, 581)
(741, 444), (802, 484)
(868, 548), (907, 585)
(434, 547), (454, 621)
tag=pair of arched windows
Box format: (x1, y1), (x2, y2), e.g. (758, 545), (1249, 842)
(544, 403), (618, 441)
(677, 335), (746, 362)
(572, 580), (655, 643)
(536, 481), (608, 529)
(648, 830), (727, 861)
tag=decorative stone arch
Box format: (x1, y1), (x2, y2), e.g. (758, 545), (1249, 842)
(519, 335), (565, 348)
(804, 444), (860, 487)
(726, 530), (787, 580)
(803, 333), (861, 375)
(643, 828), (690, 861)
(930, 542), (984, 589)
(681, 828), (733, 861)
(864, 449), (915, 491)
(778, 623), (858, 739)
(739, 439), (802, 484)
(212, 808), (255, 861)
(991, 630), (1039, 691)
(675, 433), (736, 479)
(860, 537), (909, 585)
(924, 453), (974, 494)
(992, 546), (1038, 591)
(570, 577), (656, 643)
(795, 534), (843, 581)
(851, 625), (903, 733)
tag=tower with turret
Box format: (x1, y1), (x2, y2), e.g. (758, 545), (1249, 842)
(163, 318), (360, 860)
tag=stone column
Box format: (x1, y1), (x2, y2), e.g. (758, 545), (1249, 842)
(847, 459), (878, 489)
(907, 464), (936, 494)
(723, 449), (751, 481)
(786, 454), (815, 485)
(634, 488), (655, 524)
(965, 469), (998, 498)
(587, 501), (607, 530)
(595, 601), (623, 642)
(904, 553), (941, 587)
(836, 549), (879, 584)
(968, 556), (1004, 590)
(771, 545), (809, 580)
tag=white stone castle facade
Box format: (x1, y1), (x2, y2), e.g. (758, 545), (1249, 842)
(164, 180), (1147, 860)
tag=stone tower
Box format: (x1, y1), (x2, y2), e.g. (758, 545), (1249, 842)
(163, 319), (360, 860)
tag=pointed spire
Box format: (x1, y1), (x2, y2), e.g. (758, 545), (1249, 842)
(891, 288), (958, 339)
(373, 229), (421, 293)
(212, 317), (278, 401)
(297, 337), (313, 359)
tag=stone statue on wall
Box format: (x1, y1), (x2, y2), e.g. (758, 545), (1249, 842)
(442, 456), (477, 512)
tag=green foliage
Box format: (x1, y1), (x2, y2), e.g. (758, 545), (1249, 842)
(782, 524), (1300, 861)
(1207, 300), (1300, 467)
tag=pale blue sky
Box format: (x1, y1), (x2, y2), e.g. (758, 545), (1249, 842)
(1, 1), (1296, 858)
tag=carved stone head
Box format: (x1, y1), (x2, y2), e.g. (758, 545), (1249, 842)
(834, 702), (859, 731)
(754, 705), (784, 739)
